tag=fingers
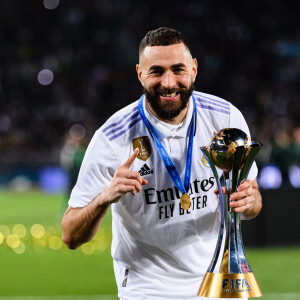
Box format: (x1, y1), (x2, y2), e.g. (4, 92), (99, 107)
(213, 180), (255, 213)
(229, 195), (254, 213)
(113, 170), (144, 191)
(117, 178), (143, 194)
(115, 169), (143, 184)
(214, 187), (226, 195)
(105, 148), (148, 203)
(230, 180), (254, 213)
(121, 148), (139, 169)
(105, 175), (144, 203)
(230, 180), (252, 200)
(106, 150), (149, 203)
(118, 148), (148, 191)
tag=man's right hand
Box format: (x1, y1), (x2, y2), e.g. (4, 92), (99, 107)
(62, 148), (148, 249)
(101, 148), (148, 204)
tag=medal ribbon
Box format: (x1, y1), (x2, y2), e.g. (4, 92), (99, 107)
(138, 94), (196, 196)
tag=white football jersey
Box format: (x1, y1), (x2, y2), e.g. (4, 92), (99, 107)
(69, 91), (256, 300)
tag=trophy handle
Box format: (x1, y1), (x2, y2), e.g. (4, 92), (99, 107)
(235, 142), (263, 273)
(239, 142), (263, 184)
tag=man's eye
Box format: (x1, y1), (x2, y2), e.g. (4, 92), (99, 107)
(150, 70), (162, 75)
(174, 68), (183, 72)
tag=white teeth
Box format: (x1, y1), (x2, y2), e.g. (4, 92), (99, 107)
(162, 93), (177, 97)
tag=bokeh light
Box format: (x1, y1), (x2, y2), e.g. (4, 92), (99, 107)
(69, 124), (86, 141)
(9, 176), (32, 192)
(43, 0), (60, 10)
(37, 69), (54, 85)
(6, 234), (20, 249)
(289, 165), (300, 188)
(0, 223), (111, 255)
(38, 167), (69, 193)
(81, 242), (95, 255)
(49, 236), (63, 250)
(13, 224), (27, 238)
(13, 241), (26, 254)
(93, 238), (107, 251)
(93, 229), (108, 251)
(259, 164), (282, 189)
(0, 225), (10, 238)
(31, 224), (45, 238)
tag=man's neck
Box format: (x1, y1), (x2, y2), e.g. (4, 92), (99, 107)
(146, 101), (189, 125)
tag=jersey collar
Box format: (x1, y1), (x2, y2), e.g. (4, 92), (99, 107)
(143, 96), (194, 140)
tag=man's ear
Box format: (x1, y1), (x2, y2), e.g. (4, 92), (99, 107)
(192, 58), (198, 82)
(136, 64), (144, 86)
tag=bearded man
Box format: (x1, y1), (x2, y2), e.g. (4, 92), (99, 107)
(62, 27), (262, 300)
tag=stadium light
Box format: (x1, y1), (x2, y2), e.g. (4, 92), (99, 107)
(37, 69), (54, 86)
(258, 164), (282, 189)
(38, 167), (69, 193)
(289, 165), (300, 188)
(43, 0), (60, 10)
(69, 124), (86, 141)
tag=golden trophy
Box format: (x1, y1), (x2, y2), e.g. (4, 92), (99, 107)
(198, 128), (263, 298)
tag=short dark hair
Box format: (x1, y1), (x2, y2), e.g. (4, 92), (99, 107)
(139, 27), (191, 56)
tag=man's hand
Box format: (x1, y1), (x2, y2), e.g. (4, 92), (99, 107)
(101, 148), (148, 204)
(62, 148), (148, 249)
(229, 179), (255, 213)
(214, 179), (262, 219)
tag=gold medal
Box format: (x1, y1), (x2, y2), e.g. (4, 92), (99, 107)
(180, 194), (191, 210)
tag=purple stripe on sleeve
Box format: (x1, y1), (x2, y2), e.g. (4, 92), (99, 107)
(109, 116), (142, 141)
(105, 111), (140, 137)
(102, 106), (138, 133)
(195, 97), (230, 111)
(193, 92), (230, 107)
(196, 102), (230, 115)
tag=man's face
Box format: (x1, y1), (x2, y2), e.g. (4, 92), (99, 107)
(137, 43), (198, 123)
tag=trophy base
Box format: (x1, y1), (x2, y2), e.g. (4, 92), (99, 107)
(198, 272), (262, 298)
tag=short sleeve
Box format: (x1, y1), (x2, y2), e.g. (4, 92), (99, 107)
(229, 104), (258, 181)
(68, 129), (120, 208)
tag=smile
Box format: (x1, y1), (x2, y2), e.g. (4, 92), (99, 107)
(159, 92), (180, 100)
(161, 92), (177, 97)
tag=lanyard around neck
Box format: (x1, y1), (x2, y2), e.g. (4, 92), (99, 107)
(137, 95), (196, 197)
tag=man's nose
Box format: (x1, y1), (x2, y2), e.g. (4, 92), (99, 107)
(161, 71), (176, 88)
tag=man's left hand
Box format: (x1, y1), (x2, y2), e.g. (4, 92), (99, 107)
(214, 179), (262, 219)
(229, 179), (255, 213)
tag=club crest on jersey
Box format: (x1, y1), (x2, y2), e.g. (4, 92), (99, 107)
(132, 136), (152, 161)
(202, 154), (210, 168)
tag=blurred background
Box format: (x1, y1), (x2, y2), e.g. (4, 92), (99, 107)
(0, 0), (300, 299)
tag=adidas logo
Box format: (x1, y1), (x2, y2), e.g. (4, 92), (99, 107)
(138, 163), (153, 176)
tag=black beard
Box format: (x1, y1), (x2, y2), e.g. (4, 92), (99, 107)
(144, 82), (194, 121)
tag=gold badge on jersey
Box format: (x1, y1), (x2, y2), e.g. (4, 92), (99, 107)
(132, 136), (152, 161)
(202, 154), (210, 168)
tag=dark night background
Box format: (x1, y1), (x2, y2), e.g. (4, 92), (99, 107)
(1, 0), (299, 188)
